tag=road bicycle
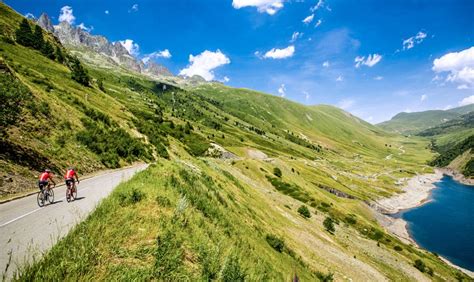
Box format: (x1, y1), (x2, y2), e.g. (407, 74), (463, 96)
(37, 184), (55, 207)
(65, 180), (78, 202)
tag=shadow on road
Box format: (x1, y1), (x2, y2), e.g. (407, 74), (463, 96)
(73, 197), (85, 201)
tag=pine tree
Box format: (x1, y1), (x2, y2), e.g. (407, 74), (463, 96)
(55, 46), (64, 63)
(32, 25), (45, 50)
(15, 19), (34, 47)
(69, 56), (90, 86)
(41, 41), (55, 60)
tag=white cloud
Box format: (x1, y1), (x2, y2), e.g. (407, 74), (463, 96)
(302, 14), (314, 24)
(303, 91), (310, 101)
(223, 76), (230, 82)
(336, 75), (343, 82)
(311, 0), (324, 12)
(432, 46), (474, 89)
(322, 61), (329, 67)
(459, 95), (474, 106)
(278, 84), (286, 97)
(315, 19), (322, 27)
(232, 0), (284, 15)
(354, 54), (382, 68)
(142, 49), (172, 63)
(179, 50), (230, 81)
(443, 105), (453, 110)
(338, 98), (354, 109)
(130, 4), (139, 12)
(263, 45), (295, 59)
(374, 76), (383, 80)
(105, 10), (109, 15)
(25, 13), (35, 19)
(457, 84), (468, 90)
(77, 23), (93, 32)
(59, 6), (75, 24)
(290, 31), (303, 43)
(403, 31), (427, 50)
(119, 39), (140, 56)
(420, 94), (427, 102)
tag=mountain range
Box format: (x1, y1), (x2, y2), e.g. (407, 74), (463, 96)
(0, 2), (472, 280)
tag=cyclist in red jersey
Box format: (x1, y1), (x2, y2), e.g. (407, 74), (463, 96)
(38, 169), (56, 191)
(64, 167), (80, 190)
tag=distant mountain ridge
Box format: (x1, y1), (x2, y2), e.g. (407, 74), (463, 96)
(36, 13), (173, 77)
(378, 104), (474, 135)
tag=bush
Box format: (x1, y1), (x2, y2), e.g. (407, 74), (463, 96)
(273, 167), (282, 177)
(117, 188), (146, 206)
(68, 56), (90, 86)
(323, 217), (335, 234)
(315, 271), (334, 282)
(156, 195), (171, 207)
(297, 205), (311, 218)
(414, 259), (426, 272)
(344, 214), (357, 225)
(265, 234), (285, 252)
(394, 245), (403, 252)
(0, 71), (30, 137)
(220, 254), (246, 282)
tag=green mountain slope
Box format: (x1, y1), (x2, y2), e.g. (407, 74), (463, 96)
(1, 3), (470, 280)
(378, 104), (474, 135)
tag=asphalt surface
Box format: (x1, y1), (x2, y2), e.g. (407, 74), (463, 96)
(0, 164), (148, 279)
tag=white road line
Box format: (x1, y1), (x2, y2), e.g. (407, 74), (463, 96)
(0, 184), (97, 228)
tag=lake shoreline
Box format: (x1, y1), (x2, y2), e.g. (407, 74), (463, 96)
(372, 170), (474, 277)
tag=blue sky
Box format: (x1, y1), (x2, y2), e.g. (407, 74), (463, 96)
(8, 0), (474, 123)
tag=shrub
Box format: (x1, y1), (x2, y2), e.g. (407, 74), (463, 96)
(394, 245), (403, 252)
(15, 19), (34, 47)
(117, 188), (146, 206)
(156, 195), (171, 207)
(273, 167), (282, 177)
(414, 259), (426, 272)
(323, 217), (335, 234)
(220, 254), (246, 282)
(0, 71), (30, 137)
(367, 228), (384, 241)
(68, 56), (90, 86)
(265, 234), (285, 252)
(315, 271), (334, 282)
(297, 205), (311, 218)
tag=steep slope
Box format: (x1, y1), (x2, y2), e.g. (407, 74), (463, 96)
(378, 104), (474, 135)
(1, 3), (470, 280)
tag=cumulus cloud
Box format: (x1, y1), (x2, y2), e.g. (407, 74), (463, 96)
(263, 45), (295, 59)
(77, 23), (93, 32)
(223, 76), (230, 82)
(403, 31), (427, 50)
(420, 94), (427, 102)
(290, 31), (303, 43)
(354, 54), (382, 68)
(119, 39), (140, 56)
(59, 6), (75, 24)
(374, 76), (383, 80)
(311, 0), (325, 12)
(130, 4), (139, 12)
(338, 98), (354, 109)
(336, 75), (343, 82)
(232, 0), (284, 15)
(302, 14), (314, 24)
(322, 61), (329, 67)
(315, 19), (322, 27)
(179, 50), (230, 81)
(25, 13), (35, 19)
(142, 49), (172, 63)
(432, 46), (474, 89)
(278, 84), (286, 97)
(459, 95), (474, 106)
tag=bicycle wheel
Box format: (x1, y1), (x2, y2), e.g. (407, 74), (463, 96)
(37, 191), (45, 207)
(48, 188), (54, 204)
(66, 186), (72, 202)
(71, 187), (77, 201)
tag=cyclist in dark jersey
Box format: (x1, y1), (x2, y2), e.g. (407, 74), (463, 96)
(38, 169), (56, 191)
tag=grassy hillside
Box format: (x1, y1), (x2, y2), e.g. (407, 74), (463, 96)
(1, 2), (471, 280)
(378, 104), (474, 135)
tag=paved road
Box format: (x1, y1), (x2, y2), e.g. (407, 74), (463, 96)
(0, 164), (148, 279)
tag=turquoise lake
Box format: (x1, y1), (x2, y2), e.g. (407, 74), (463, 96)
(397, 175), (474, 271)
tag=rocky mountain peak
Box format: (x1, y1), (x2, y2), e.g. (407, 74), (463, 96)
(37, 13), (54, 33)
